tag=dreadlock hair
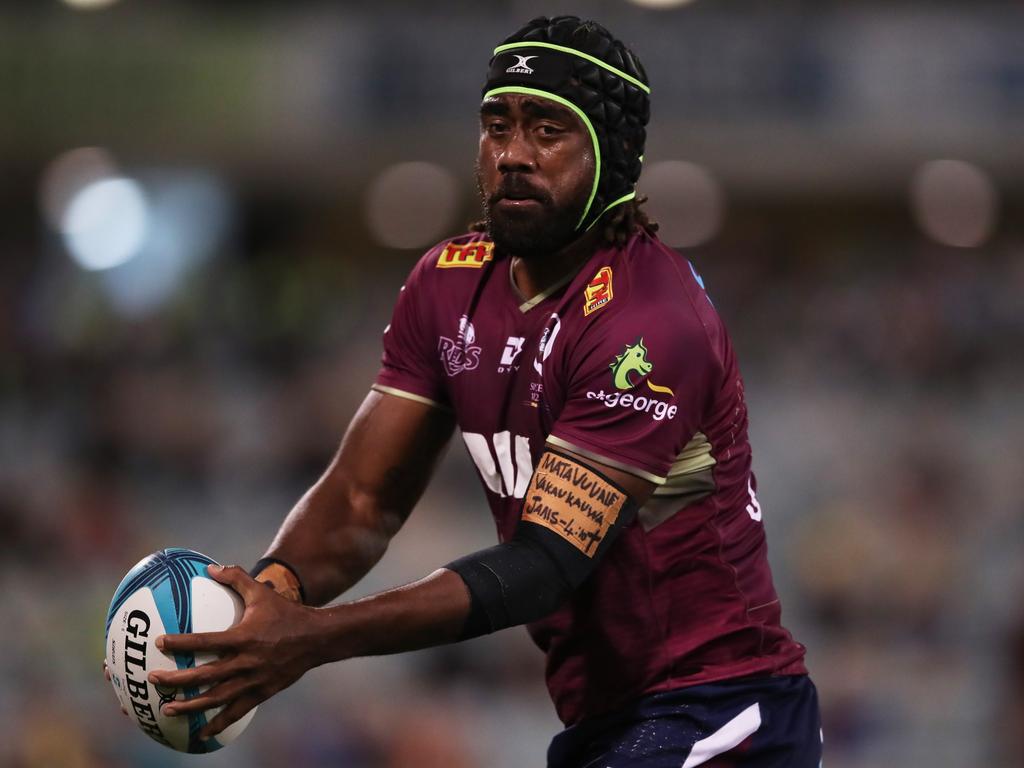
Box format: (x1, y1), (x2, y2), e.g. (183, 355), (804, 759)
(600, 194), (658, 247)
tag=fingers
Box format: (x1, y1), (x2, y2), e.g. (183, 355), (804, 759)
(155, 566), (262, 655)
(102, 660), (128, 716)
(159, 677), (264, 742)
(161, 674), (254, 717)
(198, 694), (261, 739)
(158, 628), (236, 655)
(147, 564), (294, 742)
(207, 564), (263, 603)
(150, 655), (244, 690)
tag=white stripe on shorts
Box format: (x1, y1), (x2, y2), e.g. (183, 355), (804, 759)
(680, 702), (762, 768)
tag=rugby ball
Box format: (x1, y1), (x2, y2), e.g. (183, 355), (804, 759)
(104, 548), (257, 753)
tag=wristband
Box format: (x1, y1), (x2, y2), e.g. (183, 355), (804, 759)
(250, 557), (306, 604)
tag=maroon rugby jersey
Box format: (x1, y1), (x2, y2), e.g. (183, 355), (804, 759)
(373, 230), (807, 726)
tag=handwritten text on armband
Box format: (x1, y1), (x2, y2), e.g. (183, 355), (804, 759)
(523, 453), (626, 557)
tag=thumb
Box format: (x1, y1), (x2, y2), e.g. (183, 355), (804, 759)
(207, 564), (263, 603)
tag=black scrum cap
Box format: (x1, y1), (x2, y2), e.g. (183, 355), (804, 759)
(483, 16), (651, 232)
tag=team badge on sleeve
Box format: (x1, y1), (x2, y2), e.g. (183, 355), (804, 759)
(437, 241), (494, 269)
(583, 266), (614, 316)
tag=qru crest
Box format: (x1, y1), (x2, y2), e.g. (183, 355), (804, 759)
(438, 315), (482, 377)
(533, 313), (562, 375)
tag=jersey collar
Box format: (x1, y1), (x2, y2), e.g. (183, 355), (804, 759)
(509, 258), (577, 314)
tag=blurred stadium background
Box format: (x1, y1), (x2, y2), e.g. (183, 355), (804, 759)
(2, 0), (1023, 766)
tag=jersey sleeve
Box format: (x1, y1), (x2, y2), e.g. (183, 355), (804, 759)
(547, 304), (720, 485)
(372, 248), (450, 409)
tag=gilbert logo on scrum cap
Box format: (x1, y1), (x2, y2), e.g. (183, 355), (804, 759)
(506, 54), (538, 74)
(436, 241), (494, 268)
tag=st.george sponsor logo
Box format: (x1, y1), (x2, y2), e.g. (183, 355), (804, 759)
(610, 338), (674, 395)
(586, 338), (678, 420)
(586, 389), (678, 421)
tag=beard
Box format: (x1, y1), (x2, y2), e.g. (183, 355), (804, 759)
(476, 167), (588, 260)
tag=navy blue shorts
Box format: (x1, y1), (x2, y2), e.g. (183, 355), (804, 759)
(547, 675), (822, 768)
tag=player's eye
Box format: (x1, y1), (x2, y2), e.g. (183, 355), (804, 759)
(484, 120), (509, 136)
(537, 124), (564, 137)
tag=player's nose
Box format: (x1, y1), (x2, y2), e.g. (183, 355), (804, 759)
(497, 128), (536, 174)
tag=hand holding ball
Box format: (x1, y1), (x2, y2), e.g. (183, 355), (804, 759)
(104, 549), (257, 753)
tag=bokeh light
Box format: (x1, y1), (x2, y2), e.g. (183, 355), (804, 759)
(60, 0), (122, 10)
(41, 149), (232, 306)
(910, 159), (998, 248)
(98, 171), (232, 316)
(640, 160), (725, 248)
(365, 162), (459, 249)
(39, 147), (119, 230)
(59, 177), (149, 271)
(626, 0), (698, 8)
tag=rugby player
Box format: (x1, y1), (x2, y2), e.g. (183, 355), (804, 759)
(147, 16), (822, 766)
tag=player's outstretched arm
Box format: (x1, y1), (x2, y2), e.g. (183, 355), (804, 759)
(260, 388), (455, 606)
(150, 448), (654, 739)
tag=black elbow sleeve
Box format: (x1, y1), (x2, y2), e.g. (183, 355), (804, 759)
(447, 494), (638, 640)
(448, 538), (571, 638)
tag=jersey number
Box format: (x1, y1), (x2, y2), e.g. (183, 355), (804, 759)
(745, 478), (763, 522)
(463, 431), (532, 499)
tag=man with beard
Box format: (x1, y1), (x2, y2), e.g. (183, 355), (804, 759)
(148, 16), (822, 767)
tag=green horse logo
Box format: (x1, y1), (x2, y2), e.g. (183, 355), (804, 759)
(610, 338), (675, 395)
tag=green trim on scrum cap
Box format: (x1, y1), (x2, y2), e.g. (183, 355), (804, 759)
(484, 86), (601, 231)
(492, 42), (652, 95)
(584, 190), (637, 231)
